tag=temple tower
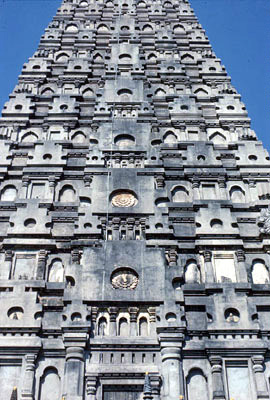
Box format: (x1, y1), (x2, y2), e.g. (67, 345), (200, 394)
(0, 0), (270, 399)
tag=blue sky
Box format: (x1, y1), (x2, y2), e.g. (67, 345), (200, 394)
(0, 0), (269, 149)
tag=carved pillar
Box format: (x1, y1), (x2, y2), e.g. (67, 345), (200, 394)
(48, 176), (56, 200)
(4, 250), (13, 279)
(71, 249), (81, 265)
(112, 217), (120, 240)
(203, 250), (215, 283)
(63, 347), (85, 400)
(84, 175), (93, 188)
(155, 175), (165, 189)
(85, 375), (97, 400)
(148, 307), (156, 336)
(150, 374), (161, 400)
(167, 248), (178, 267)
(236, 250), (248, 283)
(21, 354), (36, 399)
(108, 307), (118, 336)
(22, 177), (30, 198)
(91, 307), (98, 336)
(218, 178), (227, 200)
(129, 307), (139, 336)
(158, 332), (184, 400)
(36, 249), (47, 280)
(209, 356), (225, 400)
(252, 355), (269, 399)
(127, 218), (135, 240)
(192, 178), (200, 200)
(248, 180), (257, 202)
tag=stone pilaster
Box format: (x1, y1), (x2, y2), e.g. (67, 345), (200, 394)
(158, 331), (185, 400)
(108, 307), (118, 336)
(236, 250), (248, 282)
(4, 249), (13, 279)
(148, 307), (156, 336)
(36, 249), (47, 280)
(251, 355), (269, 399)
(85, 375), (97, 400)
(63, 347), (85, 400)
(192, 178), (200, 200)
(209, 356), (225, 400)
(21, 354), (36, 399)
(203, 250), (215, 282)
(129, 307), (139, 336)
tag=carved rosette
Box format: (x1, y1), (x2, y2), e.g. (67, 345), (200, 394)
(259, 208), (270, 234)
(111, 267), (139, 290)
(111, 191), (138, 207)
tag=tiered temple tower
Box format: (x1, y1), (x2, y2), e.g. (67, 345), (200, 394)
(1, 0), (270, 399)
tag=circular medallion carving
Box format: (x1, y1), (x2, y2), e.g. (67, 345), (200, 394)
(111, 190), (138, 208)
(111, 267), (139, 290)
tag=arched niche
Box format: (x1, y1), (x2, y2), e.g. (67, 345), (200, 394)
(185, 260), (201, 284)
(71, 132), (86, 143)
(39, 367), (61, 400)
(139, 317), (148, 336)
(48, 259), (64, 283)
(252, 259), (270, 284)
(119, 317), (129, 336)
(1, 185), (17, 201)
(171, 186), (189, 202)
(80, 197), (91, 207)
(56, 53), (69, 63)
(181, 53), (194, 62)
(187, 368), (208, 400)
(93, 53), (103, 62)
(82, 88), (94, 97)
(97, 24), (109, 32)
(98, 317), (108, 336)
(173, 24), (185, 33)
(59, 185), (76, 202)
(194, 87), (208, 96)
(21, 132), (38, 143)
(163, 131), (177, 144)
(114, 134), (135, 148)
(155, 88), (166, 96)
(41, 87), (55, 96)
(119, 54), (132, 62)
(66, 24), (78, 33)
(209, 132), (226, 144)
(229, 186), (245, 203)
(117, 88), (133, 102)
(148, 53), (157, 61)
(155, 197), (169, 207)
(142, 24), (153, 32)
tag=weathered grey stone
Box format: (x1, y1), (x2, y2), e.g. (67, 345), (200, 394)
(0, 0), (269, 399)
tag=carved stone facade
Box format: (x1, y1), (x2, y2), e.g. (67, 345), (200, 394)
(0, 0), (270, 399)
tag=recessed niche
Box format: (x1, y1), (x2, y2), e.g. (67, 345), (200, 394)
(224, 308), (240, 323)
(24, 219), (36, 228)
(8, 307), (24, 320)
(165, 312), (176, 322)
(210, 219), (223, 228)
(71, 312), (82, 321)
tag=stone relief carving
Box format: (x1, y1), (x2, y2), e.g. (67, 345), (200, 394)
(259, 208), (270, 234)
(111, 267), (139, 290)
(111, 191), (138, 207)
